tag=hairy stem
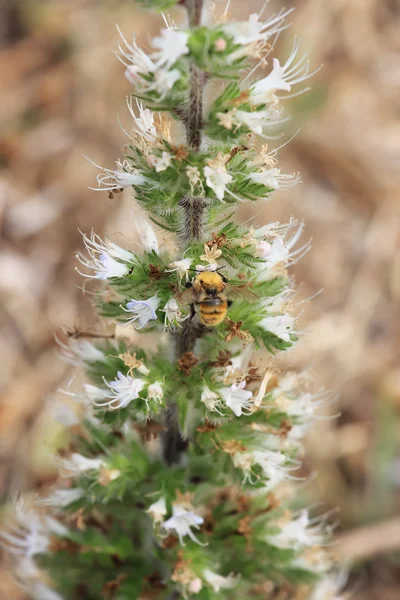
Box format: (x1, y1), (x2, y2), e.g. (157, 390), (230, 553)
(162, 0), (205, 467)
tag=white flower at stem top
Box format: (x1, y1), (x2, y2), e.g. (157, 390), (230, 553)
(122, 295), (160, 329)
(164, 504), (205, 546)
(265, 509), (325, 550)
(161, 298), (189, 327)
(249, 38), (318, 105)
(97, 372), (146, 410)
(219, 381), (254, 417)
(204, 165), (232, 201)
(76, 230), (137, 280)
(260, 314), (295, 342)
(203, 569), (238, 592)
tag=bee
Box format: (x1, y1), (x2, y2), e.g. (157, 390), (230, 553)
(185, 269), (232, 327)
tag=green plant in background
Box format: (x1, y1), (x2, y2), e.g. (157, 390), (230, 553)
(1, 1), (344, 598)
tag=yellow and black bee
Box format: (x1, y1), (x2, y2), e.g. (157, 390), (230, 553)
(185, 269), (232, 327)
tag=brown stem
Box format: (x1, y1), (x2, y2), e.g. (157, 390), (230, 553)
(162, 0), (205, 467)
(178, 195), (206, 244)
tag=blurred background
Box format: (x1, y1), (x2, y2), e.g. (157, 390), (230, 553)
(1, 0), (400, 597)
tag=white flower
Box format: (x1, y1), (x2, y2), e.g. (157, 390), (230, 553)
(234, 107), (281, 135)
(59, 453), (104, 476)
(265, 510), (325, 550)
(253, 370), (273, 407)
(200, 386), (224, 415)
(250, 168), (301, 190)
(51, 401), (80, 427)
(151, 28), (189, 69)
(52, 384), (101, 428)
(0, 499), (67, 559)
(310, 575), (346, 600)
(132, 215), (159, 254)
(98, 372), (146, 410)
(203, 569), (238, 592)
(292, 546), (332, 574)
(255, 221), (310, 280)
(195, 264), (218, 272)
(161, 298), (189, 327)
(232, 452), (255, 483)
(275, 388), (335, 421)
(256, 236), (288, 266)
(164, 504), (204, 545)
(40, 488), (84, 508)
(204, 165), (232, 201)
(14, 557), (64, 600)
(127, 97), (158, 143)
(147, 497), (167, 525)
(147, 68), (181, 99)
(76, 230), (137, 280)
(250, 39), (317, 105)
(224, 10), (293, 46)
(261, 289), (294, 315)
(188, 579), (203, 594)
(166, 258), (193, 282)
(251, 450), (297, 490)
(83, 383), (110, 403)
(186, 165), (204, 195)
(28, 582), (64, 600)
(55, 334), (106, 366)
(122, 295), (160, 329)
(87, 158), (149, 192)
(219, 381), (253, 417)
(147, 381), (163, 404)
(153, 151), (172, 172)
(117, 27), (155, 77)
(260, 314), (295, 342)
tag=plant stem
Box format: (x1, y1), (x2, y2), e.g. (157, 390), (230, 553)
(162, 0), (205, 467)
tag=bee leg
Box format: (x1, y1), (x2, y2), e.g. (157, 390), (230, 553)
(227, 300), (233, 307)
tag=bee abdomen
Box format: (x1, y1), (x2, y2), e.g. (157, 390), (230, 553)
(198, 299), (227, 326)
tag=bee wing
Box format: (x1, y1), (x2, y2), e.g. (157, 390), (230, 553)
(226, 283), (259, 301)
(177, 287), (194, 306)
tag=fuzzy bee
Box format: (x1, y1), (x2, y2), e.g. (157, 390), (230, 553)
(185, 269), (232, 327)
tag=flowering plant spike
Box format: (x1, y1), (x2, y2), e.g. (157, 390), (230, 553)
(1, 1), (344, 599)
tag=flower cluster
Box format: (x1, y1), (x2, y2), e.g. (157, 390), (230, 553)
(1, 0), (344, 599)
